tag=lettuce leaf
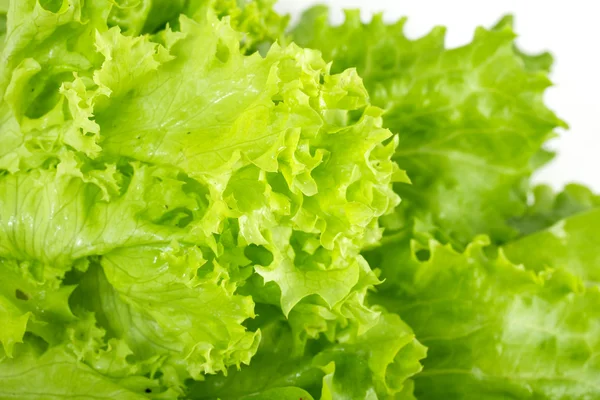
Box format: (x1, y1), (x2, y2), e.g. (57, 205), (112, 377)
(509, 184), (600, 236)
(2, 0), (595, 398)
(108, 0), (288, 54)
(0, 0), (411, 396)
(292, 7), (565, 247)
(0, 342), (150, 400)
(505, 206), (600, 286)
(297, 7), (600, 399)
(368, 235), (600, 399)
(189, 306), (425, 400)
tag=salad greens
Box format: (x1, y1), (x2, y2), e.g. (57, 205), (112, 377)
(292, 10), (565, 248)
(0, 1), (597, 399)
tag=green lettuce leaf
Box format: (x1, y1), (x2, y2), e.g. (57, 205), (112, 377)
(0, 164), (182, 267)
(212, 0), (289, 53)
(107, 0), (186, 35)
(0, 295), (29, 358)
(74, 246), (260, 381)
(3, 1), (593, 399)
(292, 7), (565, 247)
(0, 258), (76, 355)
(0, 0), (403, 396)
(0, 0), (111, 172)
(369, 235), (600, 399)
(107, 0), (288, 53)
(0, 342), (150, 399)
(505, 206), (600, 286)
(187, 307), (324, 399)
(189, 305), (425, 400)
(509, 184), (600, 236)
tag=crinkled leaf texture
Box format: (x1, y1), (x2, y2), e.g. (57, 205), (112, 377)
(293, 6), (600, 400)
(108, 0), (288, 53)
(367, 233), (600, 399)
(292, 8), (565, 248)
(0, 342), (152, 399)
(0, 0), (414, 398)
(188, 305), (425, 400)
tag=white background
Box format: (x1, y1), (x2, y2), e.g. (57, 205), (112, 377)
(276, 0), (600, 191)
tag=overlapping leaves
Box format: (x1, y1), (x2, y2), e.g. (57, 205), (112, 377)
(0, 0), (413, 398)
(293, 8), (565, 248)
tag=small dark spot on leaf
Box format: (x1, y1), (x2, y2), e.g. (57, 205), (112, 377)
(15, 289), (29, 301)
(31, 88), (34, 92)
(39, 0), (62, 13)
(136, 136), (141, 139)
(415, 249), (431, 262)
(187, 131), (191, 135)
(145, 388), (152, 393)
(164, 205), (169, 209)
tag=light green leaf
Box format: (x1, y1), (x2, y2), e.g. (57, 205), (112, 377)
(107, 0), (288, 54)
(0, 165), (183, 267)
(107, 0), (183, 36)
(75, 245), (260, 379)
(188, 309), (323, 399)
(315, 313), (426, 400)
(0, 295), (29, 357)
(0, 0), (110, 171)
(189, 306), (424, 400)
(509, 184), (600, 237)
(0, 258), (76, 348)
(91, 9), (399, 326)
(371, 236), (600, 399)
(0, 3), (400, 395)
(505, 206), (600, 286)
(211, 0), (290, 54)
(492, 15), (554, 74)
(0, 342), (148, 399)
(292, 7), (565, 247)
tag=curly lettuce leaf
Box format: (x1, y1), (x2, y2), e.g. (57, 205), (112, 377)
(369, 236), (600, 399)
(315, 312), (425, 400)
(0, 0), (112, 171)
(0, 0), (402, 395)
(0, 258), (77, 356)
(189, 306), (425, 400)
(0, 342), (150, 400)
(0, 0), (286, 172)
(89, 8), (402, 339)
(212, 0), (289, 53)
(107, 0), (186, 35)
(187, 307), (324, 399)
(292, 7), (565, 247)
(0, 164), (184, 267)
(108, 0), (288, 53)
(73, 246), (260, 380)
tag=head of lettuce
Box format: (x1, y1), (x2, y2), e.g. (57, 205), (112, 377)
(2, 1), (600, 400)
(0, 1), (424, 399)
